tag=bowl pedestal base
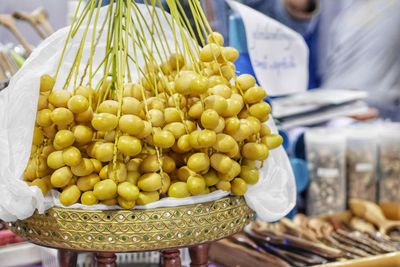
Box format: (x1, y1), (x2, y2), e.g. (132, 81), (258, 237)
(58, 244), (209, 267)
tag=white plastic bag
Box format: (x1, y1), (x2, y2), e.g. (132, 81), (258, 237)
(0, 4), (295, 222)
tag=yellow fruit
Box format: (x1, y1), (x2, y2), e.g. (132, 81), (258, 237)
(37, 93), (49, 110)
(32, 127), (44, 146)
(117, 135), (142, 156)
(243, 86), (266, 104)
(122, 97), (142, 115)
(62, 146), (82, 167)
(242, 159), (257, 168)
(126, 158), (143, 172)
(169, 53), (185, 70)
(187, 175), (206, 195)
(93, 179), (117, 200)
(136, 191), (160, 205)
(75, 107), (93, 123)
(148, 109), (164, 127)
(98, 100), (119, 115)
(260, 124), (271, 136)
(210, 153), (233, 174)
(75, 85), (93, 99)
(164, 107), (181, 123)
(71, 158), (94, 176)
(138, 173), (162, 192)
(231, 178), (247, 196)
(42, 125), (57, 139)
(118, 197), (135, 209)
(50, 166), (73, 188)
(160, 173), (171, 194)
(188, 101), (204, 120)
(204, 170), (219, 186)
(175, 71), (197, 95)
(249, 102), (271, 121)
(99, 165), (108, 179)
(91, 113), (118, 131)
(222, 47), (239, 62)
(162, 156), (176, 173)
(204, 95), (227, 115)
(136, 121), (152, 139)
(187, 153), (210, 173)
(168, 182), (190, 198)
(140, 155), (161, 173)
(240, 166), (259, 184)
(218, 160), (241, 181)
(36, 109), (53, 127)
(117, 182), (139, 201)
(175, 134), (191, 153)
(199, 43), (221, 62)
(51, 107), (74, 126)
(48, 90), (71, 108)
(101, 198), (117, 206)
(201, 109), (220, 130)
(60, 185), (81, 206)
(236, 74), (256, 91)
(67, 95), (89, 113)
(207, 32), (224, 46)
(153, 130), (175, 148)
(107, 162), (128, 183)
(220, 63), (235, 80)
(242, 143), (269, 161)
(224, 117), (240, 135)
(164, 122), (186, 139)
(40, 74), (55, 92)
(126, 171), (141, 185)
(81, 191), (98, 205)
(262, 134), (283, 150)
(77, 173), (100, 191)
(208, 84), (232, 99)
(31, 178), (49, 195)
(213, 134), (236, 153)
(47, 151), (65, 169)
(197, 130), (217, 148)
(118, 115), (144, 135)
(53, 130), (75, 150)
(73, 125), (93, 145)
(94, 142), (114, 162)
(216, 180), (231, 191)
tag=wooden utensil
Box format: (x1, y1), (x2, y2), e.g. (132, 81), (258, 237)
(0, 14), (32, 54)
(209, 238), (291, 267)
(32, 7), (53, 36)
(13, 10), (48, 39)
(349, 199), (400, 234)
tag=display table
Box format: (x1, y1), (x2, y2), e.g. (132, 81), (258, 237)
(9, 196), (253, 266)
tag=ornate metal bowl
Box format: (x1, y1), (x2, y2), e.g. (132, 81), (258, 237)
(9, 196), (254, 252)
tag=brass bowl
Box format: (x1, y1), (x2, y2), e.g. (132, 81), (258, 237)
(9, 196), (254, 252)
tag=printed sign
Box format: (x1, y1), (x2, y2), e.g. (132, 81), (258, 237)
(227, 1), (308, 96)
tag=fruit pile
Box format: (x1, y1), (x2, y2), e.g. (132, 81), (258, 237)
(23, 0), (282, 209)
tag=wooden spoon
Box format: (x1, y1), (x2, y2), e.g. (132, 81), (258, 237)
(32, 7), (54, 36)
(349, 199), (400, 234)
(13, 10), (48, 39)
(0, 14), (32, 54)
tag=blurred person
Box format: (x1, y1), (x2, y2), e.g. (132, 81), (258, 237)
(209, 0), (400, 121)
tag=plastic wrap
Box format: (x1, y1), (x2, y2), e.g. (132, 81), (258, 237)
(0, 4), (295, 222)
